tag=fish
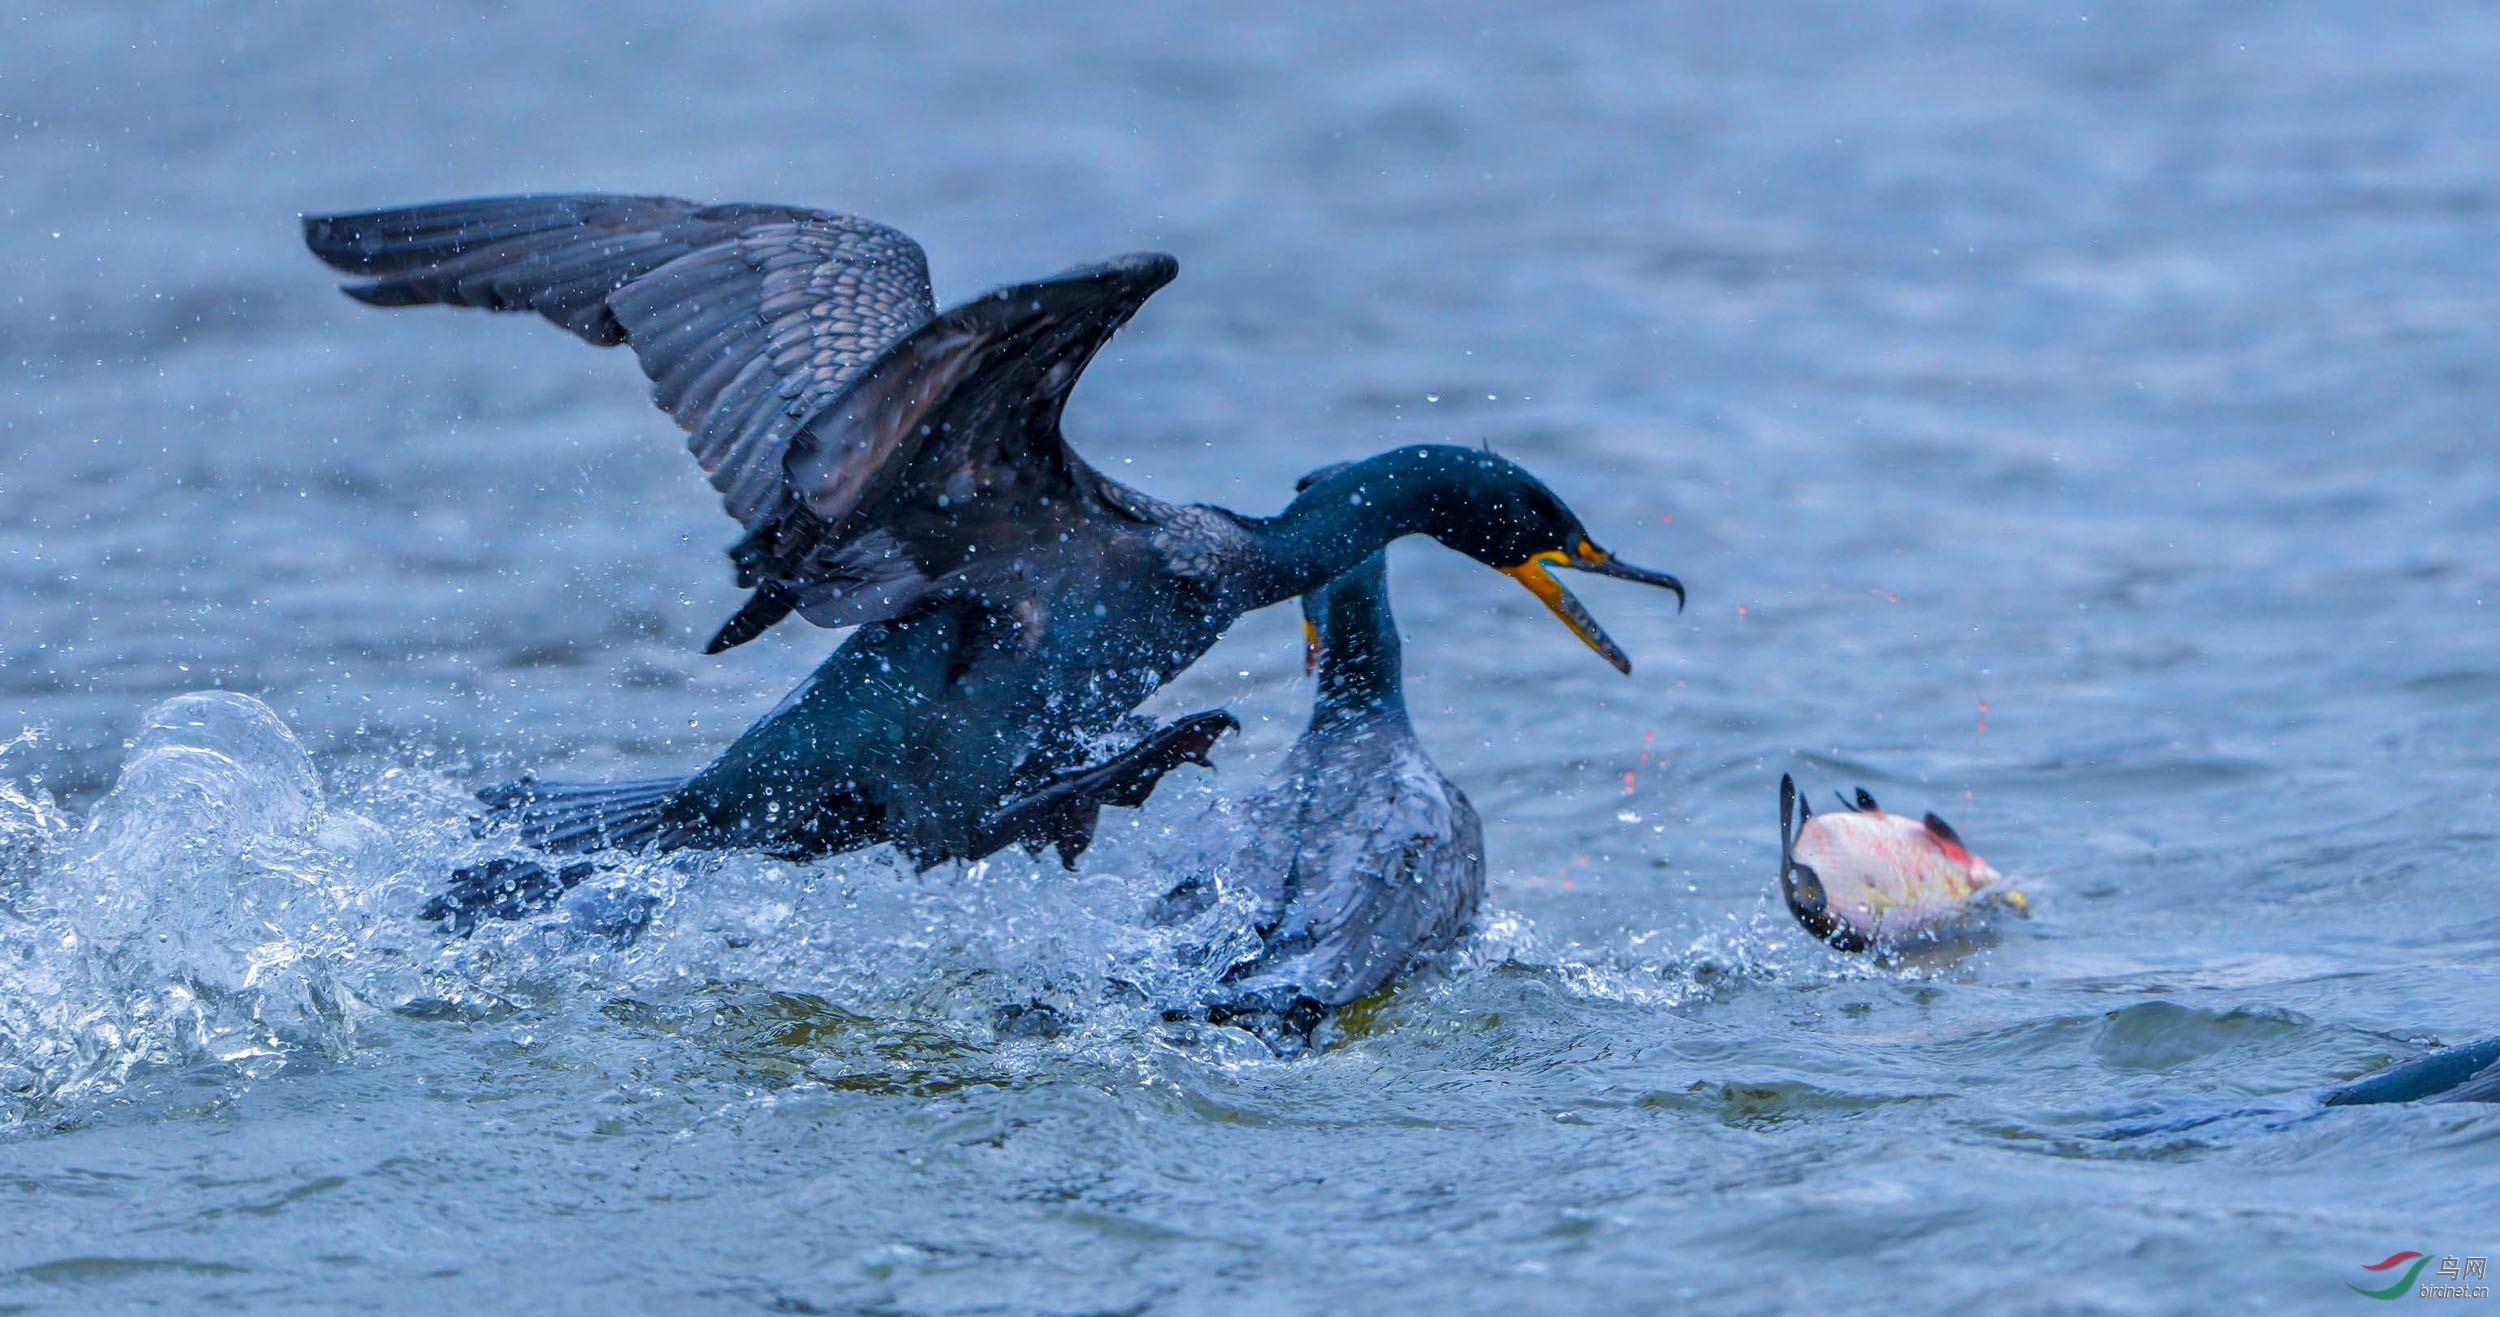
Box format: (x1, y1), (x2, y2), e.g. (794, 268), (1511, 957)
(1776, 774), (2027, 952)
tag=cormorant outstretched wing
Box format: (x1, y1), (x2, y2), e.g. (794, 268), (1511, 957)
(725, 252), (1178, 648)
(305, 195), (1178, 650)
(302, 193), (936, 530)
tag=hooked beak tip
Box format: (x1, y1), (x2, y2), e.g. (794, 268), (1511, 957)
(1573, 549), (1686, 613)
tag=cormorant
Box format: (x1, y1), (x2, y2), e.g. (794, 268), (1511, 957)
(1152, 547), (1481, 1051)
(303, 195), (1682, 910)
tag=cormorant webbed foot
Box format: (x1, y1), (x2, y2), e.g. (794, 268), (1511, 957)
(424, 857), (660, 941)
(423, 857), (597, 937)
(992, 1001), (1072, 1040)
(971, 710), (1240, 869)
(1174, 990), (1333, 1057)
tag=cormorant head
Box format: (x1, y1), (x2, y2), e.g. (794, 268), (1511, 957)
(1297, 447), (1685, 674)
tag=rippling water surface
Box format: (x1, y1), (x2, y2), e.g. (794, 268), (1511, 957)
(4, 2), (2498, 1310)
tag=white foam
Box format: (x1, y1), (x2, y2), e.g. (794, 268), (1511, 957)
(0, 693), (404, 1122)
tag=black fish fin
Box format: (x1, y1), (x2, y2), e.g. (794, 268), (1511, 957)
(1854, 787), (1881, 812)
(1923, 812), (1963, 845)
(706, 582), (799, 654)
(476, 774), (684, 854)
(1779, 774), (1799, 876)
(972, 710), (1240, 867)
(1778, 774), (1844, 946)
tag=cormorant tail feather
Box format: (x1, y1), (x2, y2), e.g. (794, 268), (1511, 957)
(477, 776), (683, 853)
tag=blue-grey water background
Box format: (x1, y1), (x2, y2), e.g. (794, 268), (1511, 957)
(4, 2), (2498, 1311)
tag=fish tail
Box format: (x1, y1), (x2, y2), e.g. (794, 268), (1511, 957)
(477, 775), (684, 853)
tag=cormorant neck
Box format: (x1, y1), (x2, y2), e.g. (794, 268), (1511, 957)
(1308, 553), (1409, 730)
(1246, 445), (1496, 607)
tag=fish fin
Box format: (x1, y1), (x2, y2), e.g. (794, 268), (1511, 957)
(1779, 774), (1858, 949)
(476, 775), (684, 853)
(1779, 774), (1799, 872)
(1922, 811), (1963, 845)
(1854, 787), (1881, 812)
(1780, 855), (1860, 952)
(1782, 859), (1829, 917)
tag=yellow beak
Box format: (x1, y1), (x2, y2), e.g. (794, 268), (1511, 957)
(1499, 548), (1633, 674)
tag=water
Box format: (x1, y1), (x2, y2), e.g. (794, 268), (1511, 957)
(4, 2), (2497, 1310)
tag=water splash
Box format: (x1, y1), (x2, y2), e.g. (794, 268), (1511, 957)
(0, 730), (68, 897)
(0, 694), (1979, 1131)
(0, 693), (408, 1126)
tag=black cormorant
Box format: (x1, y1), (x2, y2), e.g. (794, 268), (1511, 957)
(303, 195), (1682, 903)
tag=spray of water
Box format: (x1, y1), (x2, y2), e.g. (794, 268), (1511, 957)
(0, 693), (1902, 1128)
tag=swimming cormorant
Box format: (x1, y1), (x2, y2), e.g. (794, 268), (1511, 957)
(1153, 547), (1482, 1051)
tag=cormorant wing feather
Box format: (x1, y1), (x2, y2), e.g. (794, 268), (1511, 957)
(1229, 755), (1482, 1009)
(783, 253), (1176, 530)
(744, 253), (1177, 632)
(303, 194), (936, 530)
